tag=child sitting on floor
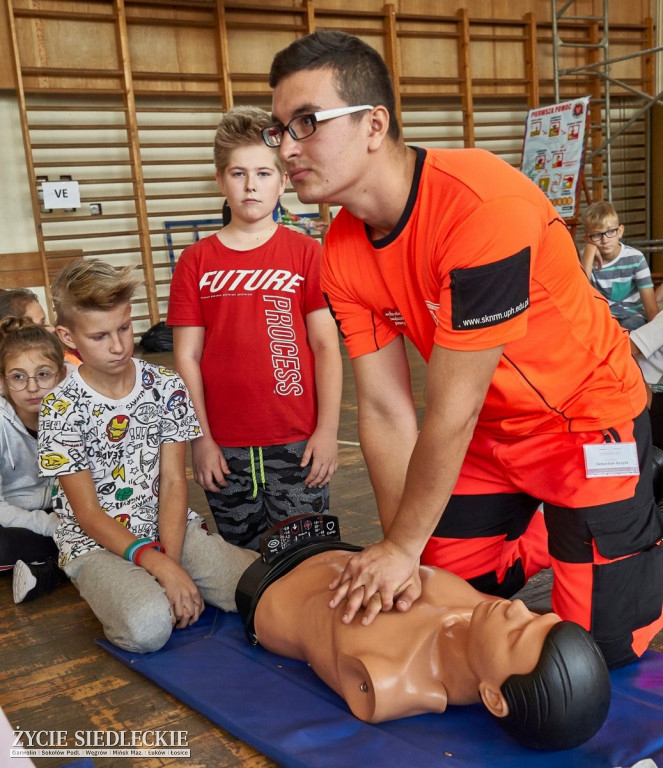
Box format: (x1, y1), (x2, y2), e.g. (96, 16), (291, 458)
(40, 258), (257, 652)
(580, 201), (658, 330)
(0, 316), (67, 602)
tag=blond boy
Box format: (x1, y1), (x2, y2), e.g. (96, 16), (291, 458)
(39, 259), (256, 652)
(167, 106), (341, 550)
(581, 201), (658, 330)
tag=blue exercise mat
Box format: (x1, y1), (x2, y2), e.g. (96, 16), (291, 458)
(99, 607), (663, 768)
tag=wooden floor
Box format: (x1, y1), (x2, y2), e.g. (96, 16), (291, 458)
(1, 344), (660, 768)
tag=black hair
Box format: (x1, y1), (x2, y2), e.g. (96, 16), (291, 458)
(497, 621), (611, 750)
(269, 30), (400, 142)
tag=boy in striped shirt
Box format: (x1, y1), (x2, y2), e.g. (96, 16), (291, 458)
(581, 201), (658, 330)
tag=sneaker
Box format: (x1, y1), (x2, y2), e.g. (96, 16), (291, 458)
(13, 558), (63, 604)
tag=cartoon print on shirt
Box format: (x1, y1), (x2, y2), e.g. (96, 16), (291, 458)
(106, 414), (130, 442)
(97, 481), (116, 496)
(161, 419), (180, 439)
(142, 368), (155, 389)
(166, 390), (188, 419)
(41, 392), (71, 417)
(38, 360), (201, 566)
(133, 402), (160, 424)
(40, 452), (70, 472)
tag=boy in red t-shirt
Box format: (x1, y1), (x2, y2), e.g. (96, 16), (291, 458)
(167, 106), (341, 550)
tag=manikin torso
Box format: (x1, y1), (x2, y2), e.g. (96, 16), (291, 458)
(254, 550), (499, 722)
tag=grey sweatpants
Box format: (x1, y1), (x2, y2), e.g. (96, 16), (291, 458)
(64, 520), (258, 653)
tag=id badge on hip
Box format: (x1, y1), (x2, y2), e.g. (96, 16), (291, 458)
(583, 442), (640, 478)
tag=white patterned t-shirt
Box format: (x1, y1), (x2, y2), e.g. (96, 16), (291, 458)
(38, 359), (202, 565)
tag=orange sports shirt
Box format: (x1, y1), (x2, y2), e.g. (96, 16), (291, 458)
(321, 148), (645, 435)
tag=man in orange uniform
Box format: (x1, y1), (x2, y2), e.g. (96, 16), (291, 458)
(265, 30), (663, 667)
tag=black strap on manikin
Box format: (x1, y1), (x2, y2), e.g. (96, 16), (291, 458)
(235, 513), (362, 644)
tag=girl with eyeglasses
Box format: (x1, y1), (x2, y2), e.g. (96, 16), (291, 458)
(0, 316), (68, 603)
(0, 288), (82, 367)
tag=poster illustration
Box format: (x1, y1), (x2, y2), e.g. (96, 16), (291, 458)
(521, 96), (590, 220)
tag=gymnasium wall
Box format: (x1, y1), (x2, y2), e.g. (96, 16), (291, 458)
(0, 0), (657, 332)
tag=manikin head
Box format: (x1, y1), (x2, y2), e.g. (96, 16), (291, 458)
(467, 599), (611, 750)
(498, 620), (611, 750)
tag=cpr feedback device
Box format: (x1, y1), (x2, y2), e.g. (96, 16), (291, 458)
(235, 513), (361, 643)
(259, 513), (341, 563)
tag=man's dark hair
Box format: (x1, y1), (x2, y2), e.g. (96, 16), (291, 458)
(496, 621), (611, 750)
(269, 30), (400, 142)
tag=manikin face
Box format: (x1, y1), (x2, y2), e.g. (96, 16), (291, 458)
(467, 598), (561, 691)
(24, 301), (55, 332)
(57, 302), (134, 382)
(271, 67), (374, 207)
(217, 144), (286, 226)
(3, 348), (65, 426)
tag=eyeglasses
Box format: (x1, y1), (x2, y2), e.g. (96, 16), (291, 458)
(262, 105), (374, 148)
(4, 370), (57, 392)
(588, 227), (620, 243)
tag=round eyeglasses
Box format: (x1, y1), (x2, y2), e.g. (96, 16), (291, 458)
(5, 369), (57, 392)
(262, 105), (374, 148)
(587, 227), (620, 244)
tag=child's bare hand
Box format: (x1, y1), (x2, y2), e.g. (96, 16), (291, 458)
(301, 429), (339, 487)
(148, 553), (205, 628)
(191, 435), (229, 491)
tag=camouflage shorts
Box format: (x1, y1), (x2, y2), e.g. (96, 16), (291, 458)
(205, 440), (330, 551)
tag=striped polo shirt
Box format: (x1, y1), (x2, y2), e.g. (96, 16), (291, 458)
(591, 242), (653, 318)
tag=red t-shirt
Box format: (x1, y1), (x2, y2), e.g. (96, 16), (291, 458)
(322, 147), (645, 435)
(167, 226), (327, 446)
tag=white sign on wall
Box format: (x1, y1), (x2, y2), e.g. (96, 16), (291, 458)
(521, 96), (590, 220)
(42, 180), (80, 209)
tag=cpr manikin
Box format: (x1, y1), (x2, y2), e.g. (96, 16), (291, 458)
(236, 537), (611, 751)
